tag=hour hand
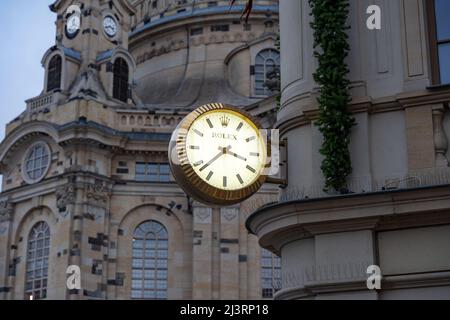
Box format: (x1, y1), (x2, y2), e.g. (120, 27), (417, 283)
(226, 150), (247, 162)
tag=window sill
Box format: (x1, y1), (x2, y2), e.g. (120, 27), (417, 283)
(426, 83), (450, 91)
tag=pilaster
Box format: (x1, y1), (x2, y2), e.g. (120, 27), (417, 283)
(192, 205), (213, 299)
(0, 198), (14, 300)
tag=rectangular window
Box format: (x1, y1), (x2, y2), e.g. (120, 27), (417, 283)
(211, 24), (229, 32)
(428, 0), (450, 84)
(135, 162), (172, 182)
(190, 27), (204, 36)
(260, 249), (282, 299)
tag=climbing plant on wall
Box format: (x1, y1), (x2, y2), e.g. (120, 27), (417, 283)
(309, 0), (355, 193)
(234, 0), (355, 192)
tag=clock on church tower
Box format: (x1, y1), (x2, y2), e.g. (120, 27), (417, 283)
(51, 0), (135, 50)
(46, 0), (136, 104)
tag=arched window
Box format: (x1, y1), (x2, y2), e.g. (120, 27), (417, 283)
(47, 55), (62, 92)
(131, 220), (168, 300)
(261, 248), (281, 299)
(113, 58), (129, 102)
(255, 49), (280, 96)
(25, 222), (50, 300)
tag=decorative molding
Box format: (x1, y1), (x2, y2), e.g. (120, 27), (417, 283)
(0, 198), (14, 223)
(86, 180), (110, 206)
(193, 207), (212, 224)
(275, 271), (450, 299)
(247, 183), (450, 249)
(135, 31), (266, 65)
(382, 271), (450, 290)
(281, 261), (372, 290)
(56, 183), (76, 217)
(221, 208), (238, 223)
(277, 89), (450, 137)
(303, 218), (380, 236)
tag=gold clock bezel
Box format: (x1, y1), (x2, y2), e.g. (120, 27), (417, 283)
(169, 103), (270, 206)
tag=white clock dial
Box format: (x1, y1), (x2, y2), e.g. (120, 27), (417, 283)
(103, 16), (118, 37)
(185, 110), (267, 191)
(66, 14), (80, 36)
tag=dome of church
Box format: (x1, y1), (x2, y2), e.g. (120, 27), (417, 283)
(128, 0), (279, 110)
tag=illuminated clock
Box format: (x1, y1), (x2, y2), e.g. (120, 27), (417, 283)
(103, 16), (118, 38)
(169, 103), (269, 206)
(65, 14), (81, 39)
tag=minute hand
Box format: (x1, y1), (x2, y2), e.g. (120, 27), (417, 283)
(199, 146), (232, 172)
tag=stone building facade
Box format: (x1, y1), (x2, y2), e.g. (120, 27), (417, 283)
(247, 0), (450, 299)
(0, 0), (281, 300)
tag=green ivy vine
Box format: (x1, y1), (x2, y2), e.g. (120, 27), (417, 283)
(309, 0), (356, 193)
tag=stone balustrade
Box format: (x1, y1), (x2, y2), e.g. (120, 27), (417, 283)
(118, 111), (186, 129)
(26, 92), (59, 113)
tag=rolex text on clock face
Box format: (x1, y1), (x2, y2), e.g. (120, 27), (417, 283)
(185, 109), (267, 191)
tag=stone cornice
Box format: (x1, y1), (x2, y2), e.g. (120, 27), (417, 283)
(0, 169), (184, 203)
(247, 184), (450, 252)
(274, 271), (450, 300)
(277, 87), (450, 137)
(382, 271), (450, 291)
(129, 5), (279, 43)
(0, 120), (171, 165)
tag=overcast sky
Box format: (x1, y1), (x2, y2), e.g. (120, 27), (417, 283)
(0, 1), (55, 141)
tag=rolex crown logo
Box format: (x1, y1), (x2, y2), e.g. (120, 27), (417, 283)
(220, 115), (231, 128)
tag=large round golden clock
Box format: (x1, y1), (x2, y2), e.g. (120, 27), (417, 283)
(169, 103), (269, 206)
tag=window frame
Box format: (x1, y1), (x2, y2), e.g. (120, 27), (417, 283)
(260, 248), (282, 299)
(21, 142), (51, 185)
(113, 57), (130, 103)
(254, 49), (280, 96)
(131, 220), (169, 300)
(135, 162), (171, 182)
(47, 55), (62, 92)
(426, 0), (450, 85)
(25, 221), (51, 300)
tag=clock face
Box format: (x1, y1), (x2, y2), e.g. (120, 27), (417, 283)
(66, 14), (80, 37)
(185, 110), (266, 191)
(103, 16), (118, 37)
(169, 104), (269, 206)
